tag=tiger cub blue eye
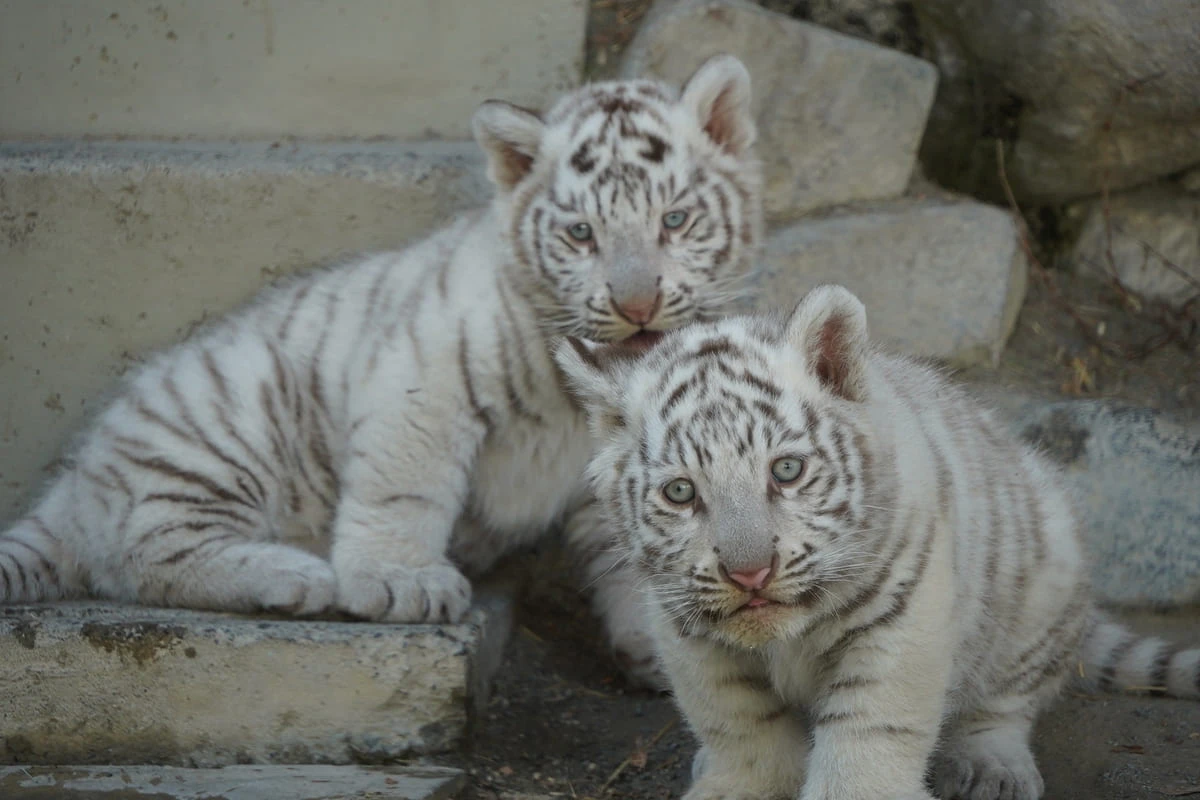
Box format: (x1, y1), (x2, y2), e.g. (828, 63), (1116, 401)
(567, 222), (593, 241)
(663, 478), (696, 504)
(771, 457), (804, 483)
(662, 210), (688, 230)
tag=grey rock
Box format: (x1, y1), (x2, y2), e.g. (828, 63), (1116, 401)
(0, 765), (464, 800)
(622, 0), (937, 220)
(984, 393), (1200, 608)
(1069, 182), (1200, 304)
(759, 0), (924, 56)
(914, 0), (1200, 204)
(0, 140), (488, 518)
(751, 197), (1028, 366)
(0, 584), (514, 766)
(1182, 167), (1200, 195)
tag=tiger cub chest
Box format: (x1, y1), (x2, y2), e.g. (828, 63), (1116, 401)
(470, 399), (593, 537)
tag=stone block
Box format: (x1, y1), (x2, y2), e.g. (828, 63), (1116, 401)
(622, 0), (937, 220)
(0, 140), (488, 517)
(914, 0), (1200, 204)
(750, 198), (1028, 366)
(0, 764), (465, 800)
(0, 585), (513, 765)
(0, 0), (586, 140)
(1069, 182), (1200, 304)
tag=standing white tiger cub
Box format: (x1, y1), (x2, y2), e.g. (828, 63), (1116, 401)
(0, 55), (762, 684)
(557, 285), (1200, 800)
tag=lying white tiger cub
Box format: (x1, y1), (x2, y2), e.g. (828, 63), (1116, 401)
(556, 285), (1200, 800)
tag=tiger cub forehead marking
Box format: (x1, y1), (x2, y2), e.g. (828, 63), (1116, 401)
(639, 330), (816, 468)
(543, 81), (708, 221)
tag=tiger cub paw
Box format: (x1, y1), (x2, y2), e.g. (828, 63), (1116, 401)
(335, 561), (472, 623)
(258, 553), (338, 615)
(934, 728), (1044, 800)
(682, 775), (785, 800)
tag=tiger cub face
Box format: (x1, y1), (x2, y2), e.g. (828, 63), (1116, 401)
(556, 287), (880, 648)
(472, 55), (763, 346)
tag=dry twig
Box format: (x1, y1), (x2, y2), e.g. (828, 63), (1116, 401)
(599, 717), (678, 794)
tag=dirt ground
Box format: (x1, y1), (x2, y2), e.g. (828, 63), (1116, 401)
(444, 276), (1200, 800)
(441, 5), (1200, 799)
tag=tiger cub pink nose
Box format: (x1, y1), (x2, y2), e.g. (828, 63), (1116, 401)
(726, 565), (773, 590)
(612, 293), (662, 326)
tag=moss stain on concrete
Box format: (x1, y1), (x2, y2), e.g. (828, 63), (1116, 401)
(78, 621), (186, 667)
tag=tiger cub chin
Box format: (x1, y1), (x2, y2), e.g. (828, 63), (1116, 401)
(0, 54), (762, 687)
(557, 285), (1200, 800)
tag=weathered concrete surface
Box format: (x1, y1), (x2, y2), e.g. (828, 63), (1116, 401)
(0, 140), (488, 517)
(1069, 181), (1200, 304)
(979, 391), (1200, 608)
(0, 586), (514, 766)
(0, 0), (586, 140)
(623, 0), (937, 220)
(750, 198), (1028, 366)
(0, 764), (464, 800)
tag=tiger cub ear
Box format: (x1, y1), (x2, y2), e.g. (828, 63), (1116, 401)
(471, 100), (545, 191)
(680, 53), (756, 158)
(553, 338), (634, 437)
(785, 285), (870, 403)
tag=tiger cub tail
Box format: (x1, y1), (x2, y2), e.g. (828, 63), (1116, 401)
(1079, 610), (1200, 699)
(1, 480), (81, 604)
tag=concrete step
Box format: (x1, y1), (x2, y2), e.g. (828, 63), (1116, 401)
(0, 764), (465, 800)
(0, 139), (488, 517)
(0, 584), (513, 766)
(0, 0), (586, 140)
(750, 195), (1028, 367)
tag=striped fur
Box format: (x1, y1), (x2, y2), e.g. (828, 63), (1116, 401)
(0, 55), (762, 659)
(556, 285), (1200, 800)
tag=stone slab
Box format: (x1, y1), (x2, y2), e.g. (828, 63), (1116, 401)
(978, 390), (1200, 609)
(750, 198), (1028, 366)
(0, 0), (586, 140)
(0, 140), (488, 517)
(0, 585), (514, 765)
(622, 0), (937, 220)
(0, 764), (464, 800)
(1069, 181), (1200, 303)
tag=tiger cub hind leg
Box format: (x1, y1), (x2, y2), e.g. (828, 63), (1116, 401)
(562, 499), (668, 690)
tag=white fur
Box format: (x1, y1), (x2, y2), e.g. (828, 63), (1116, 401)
(558, 285), (1200, 800)
(1, 57), (762, 676)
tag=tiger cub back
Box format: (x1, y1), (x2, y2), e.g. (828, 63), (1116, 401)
(557, 285), (1200, 800)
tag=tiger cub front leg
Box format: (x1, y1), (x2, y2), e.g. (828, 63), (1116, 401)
(800, 615), (951, 800)
(331, 407), (480, 623)
(653, 618), (808, 800)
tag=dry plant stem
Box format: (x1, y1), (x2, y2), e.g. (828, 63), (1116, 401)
(994, 141), (1128, 359)
(995, 141), (1196, 362)
(599, 717), (678, 794)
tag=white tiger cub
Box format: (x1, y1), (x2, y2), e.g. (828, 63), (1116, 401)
(0, 55), (762, 685)
(556, 285), (1200, 800)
